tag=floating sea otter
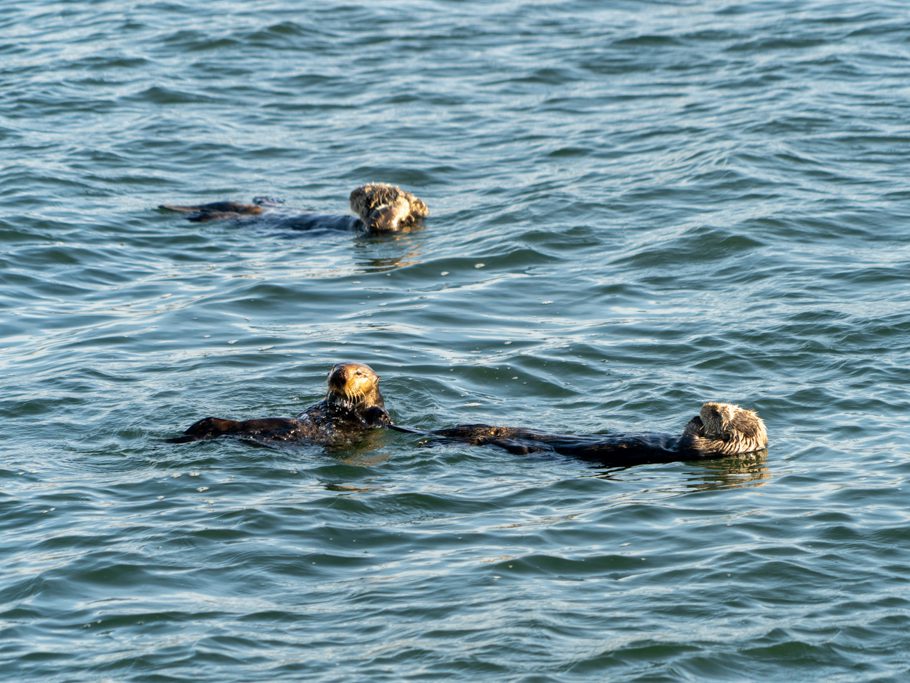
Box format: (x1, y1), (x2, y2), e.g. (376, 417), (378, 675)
(401, 402), (768, 467)
(160, 183), (429, 233)
(171, 362), (390, 446)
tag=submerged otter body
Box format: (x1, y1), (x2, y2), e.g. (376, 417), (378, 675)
(159, 183), (428, 234)
(427, 402), (768, 467)
(171, 362), (390, 446)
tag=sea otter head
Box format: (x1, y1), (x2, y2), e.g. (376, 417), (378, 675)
(325, 362), (385, 411)
(683, 402), (768, 456)
(349, 183), (429, 232)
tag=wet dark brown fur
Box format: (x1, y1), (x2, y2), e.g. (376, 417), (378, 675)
(427, 402), (767, 466)
(171, 363), (390, 446)
(160, 183), (428, 232)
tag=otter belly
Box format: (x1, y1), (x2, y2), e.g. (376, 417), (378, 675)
(169, 417), (313, 443)
(172, 407), (386, 447)
(430, 424), (693, 466)
(271, 213), (363, 232)
(162, 202), (363, 232)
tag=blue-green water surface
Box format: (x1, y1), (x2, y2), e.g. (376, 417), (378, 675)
(3, 1), (910, 680)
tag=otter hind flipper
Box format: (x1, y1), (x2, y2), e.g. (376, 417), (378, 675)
(420, 424), (545, 455)
(159, 201), (265, 223)
(168, 416), (240, 443)
(170, 416), (305, 443)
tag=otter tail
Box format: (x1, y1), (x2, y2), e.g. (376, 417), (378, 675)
(387, 423), (427, 436)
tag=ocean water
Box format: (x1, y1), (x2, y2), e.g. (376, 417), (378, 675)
(3, 0), (910, 679)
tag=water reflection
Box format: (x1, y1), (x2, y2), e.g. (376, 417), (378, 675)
(683, 450), (770, 491)
(591, 450), (770, 491)
(319, 429), (395, 468)
(351, 232), (424, 273)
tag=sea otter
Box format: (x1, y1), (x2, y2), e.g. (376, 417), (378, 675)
(408, 402), (767, 467)
(159, 183), (429, 233)
(171, 362), (391, 445)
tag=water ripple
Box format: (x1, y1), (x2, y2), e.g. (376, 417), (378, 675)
(3, 0), (910, 679)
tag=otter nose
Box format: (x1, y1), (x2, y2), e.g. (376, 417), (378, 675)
(328, 364), (348, 383)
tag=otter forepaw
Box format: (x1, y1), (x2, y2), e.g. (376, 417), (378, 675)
(361, 406), (392, 427)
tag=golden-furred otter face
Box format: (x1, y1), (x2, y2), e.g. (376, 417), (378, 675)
(349, 183), (429, 232)
(684, 402), (768, 456)
(325, 362), (385, 410)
